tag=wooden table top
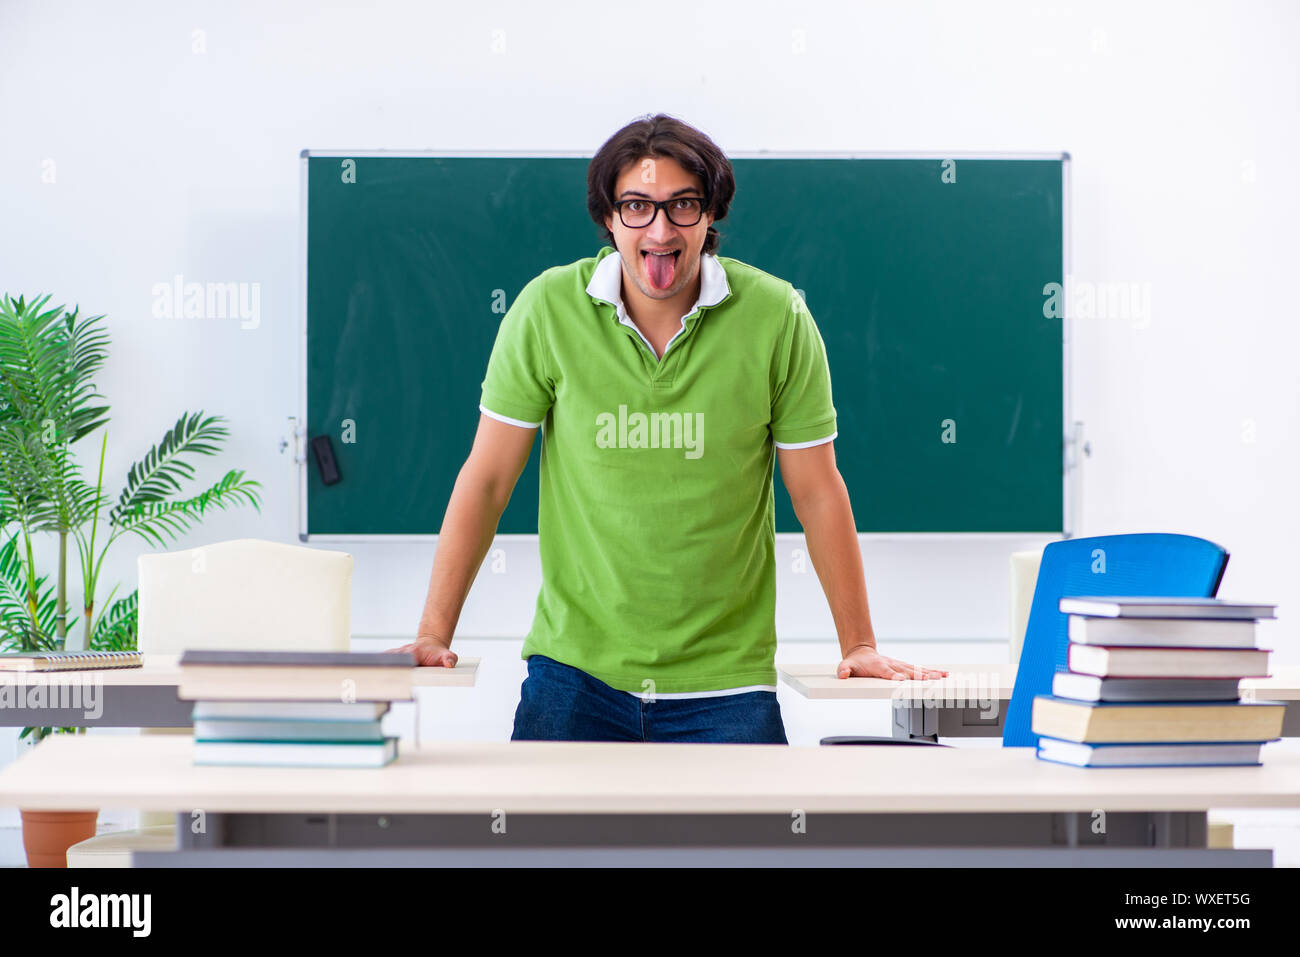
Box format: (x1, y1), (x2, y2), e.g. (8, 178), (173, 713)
(0, 654), (478, 688)
(778, 662), (1300, 700)
(3, 734), (1299, 815)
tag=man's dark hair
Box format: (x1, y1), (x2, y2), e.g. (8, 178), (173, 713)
(587, 113), (735, 255)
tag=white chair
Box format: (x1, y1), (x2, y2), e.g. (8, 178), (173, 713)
(1008, 547), (1045, 665)
(66, 539), (353, 867)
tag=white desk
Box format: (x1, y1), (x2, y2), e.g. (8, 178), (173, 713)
(779, 663), (1300, 739)
(0, 654), (479, 727)
(2, 734), (1294, 866)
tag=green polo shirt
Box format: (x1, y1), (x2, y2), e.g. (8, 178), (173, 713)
(479, 245), (837, 694)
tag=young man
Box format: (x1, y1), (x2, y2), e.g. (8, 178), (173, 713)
(393, 114), (946, 742)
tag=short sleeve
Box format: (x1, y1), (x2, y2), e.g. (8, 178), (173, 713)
(770, 287), (837, 448)
(479, 277), (556, 428)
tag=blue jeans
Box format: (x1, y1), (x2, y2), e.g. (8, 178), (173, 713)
(511, 655), (788, 744)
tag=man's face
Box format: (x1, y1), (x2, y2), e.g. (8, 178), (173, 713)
(605, 156), (714, 301)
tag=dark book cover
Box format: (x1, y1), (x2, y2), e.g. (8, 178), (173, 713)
(179, 649), (416, 668)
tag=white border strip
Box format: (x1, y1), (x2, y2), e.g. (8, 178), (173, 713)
(1061, 154), (1075, 539)
(479, 404), (542, 429)
(773, 432), (837, 450)
(628, 684), (778, 700)
(303, 149), (1068, 160)
(306, 532), (1064, 543)
(298, 152), (310, 542)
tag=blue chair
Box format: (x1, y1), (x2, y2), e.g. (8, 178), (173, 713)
(1001, 533), (1228, 747)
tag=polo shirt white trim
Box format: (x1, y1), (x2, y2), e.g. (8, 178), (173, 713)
(774, 431), (838, 450)
(627, 684), (779, 701)
(585, 250), (730, 359)
(479, 402), (541, 430)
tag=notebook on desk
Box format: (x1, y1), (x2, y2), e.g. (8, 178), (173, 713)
(0, 651), (142, 672)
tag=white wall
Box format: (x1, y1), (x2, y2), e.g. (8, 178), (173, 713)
(0, 0), (1295, 681)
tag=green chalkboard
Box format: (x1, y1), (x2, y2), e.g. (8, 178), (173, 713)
(304, 153), (1065, 536)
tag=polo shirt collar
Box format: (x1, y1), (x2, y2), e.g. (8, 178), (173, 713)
(586, 247), (731, 320)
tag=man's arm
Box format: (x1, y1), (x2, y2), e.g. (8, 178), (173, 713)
(389, 414), (537, 666)
(777, 441), (948, 681)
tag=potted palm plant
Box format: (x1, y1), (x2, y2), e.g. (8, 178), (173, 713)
(0, 293), (262, 866)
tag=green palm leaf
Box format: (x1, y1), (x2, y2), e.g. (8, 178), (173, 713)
(90, 589), (137, 651)
(0, 295), (109, 441)
(116, 469), (262, 548)
(0, 533), (62, 652)
(0, 424), (101, 533)
(109, 411), (233, 527)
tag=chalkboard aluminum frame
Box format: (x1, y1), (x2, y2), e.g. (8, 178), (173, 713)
(299, 150), (1073, 543)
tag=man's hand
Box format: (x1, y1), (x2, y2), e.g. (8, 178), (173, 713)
(387, 637), (458, 668)
(836, 646), (948, 681)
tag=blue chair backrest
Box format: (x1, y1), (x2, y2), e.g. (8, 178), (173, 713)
(1002, 533), (1228, 747)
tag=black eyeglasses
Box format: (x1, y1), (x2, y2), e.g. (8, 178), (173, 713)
(612, 196), (706, 228)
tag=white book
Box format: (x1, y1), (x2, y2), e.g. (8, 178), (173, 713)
(1068, 615), (1257, 648)
(178, 665), (412, 702)
(194, 719), (386, 742)
(191, 701), (391, 721)
(1052, 672), (1241, 702)
(1037, 739), (1264, 768)
(1058, 597), (1276, 620)
(1067, 643), (1270, 679)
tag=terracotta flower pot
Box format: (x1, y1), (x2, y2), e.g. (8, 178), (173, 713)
(20, 809), (99, 868)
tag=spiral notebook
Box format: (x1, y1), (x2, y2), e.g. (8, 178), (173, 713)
(0, 651), (142, 672)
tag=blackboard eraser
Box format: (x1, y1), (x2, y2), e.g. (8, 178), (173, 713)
(311, 435), (342, 486)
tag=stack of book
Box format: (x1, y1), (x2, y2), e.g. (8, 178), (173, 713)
(178, 649), (416, 768)
(1032, 597), (1284, 767)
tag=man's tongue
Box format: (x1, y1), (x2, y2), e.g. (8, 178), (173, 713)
(644, 250), (677, 290)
